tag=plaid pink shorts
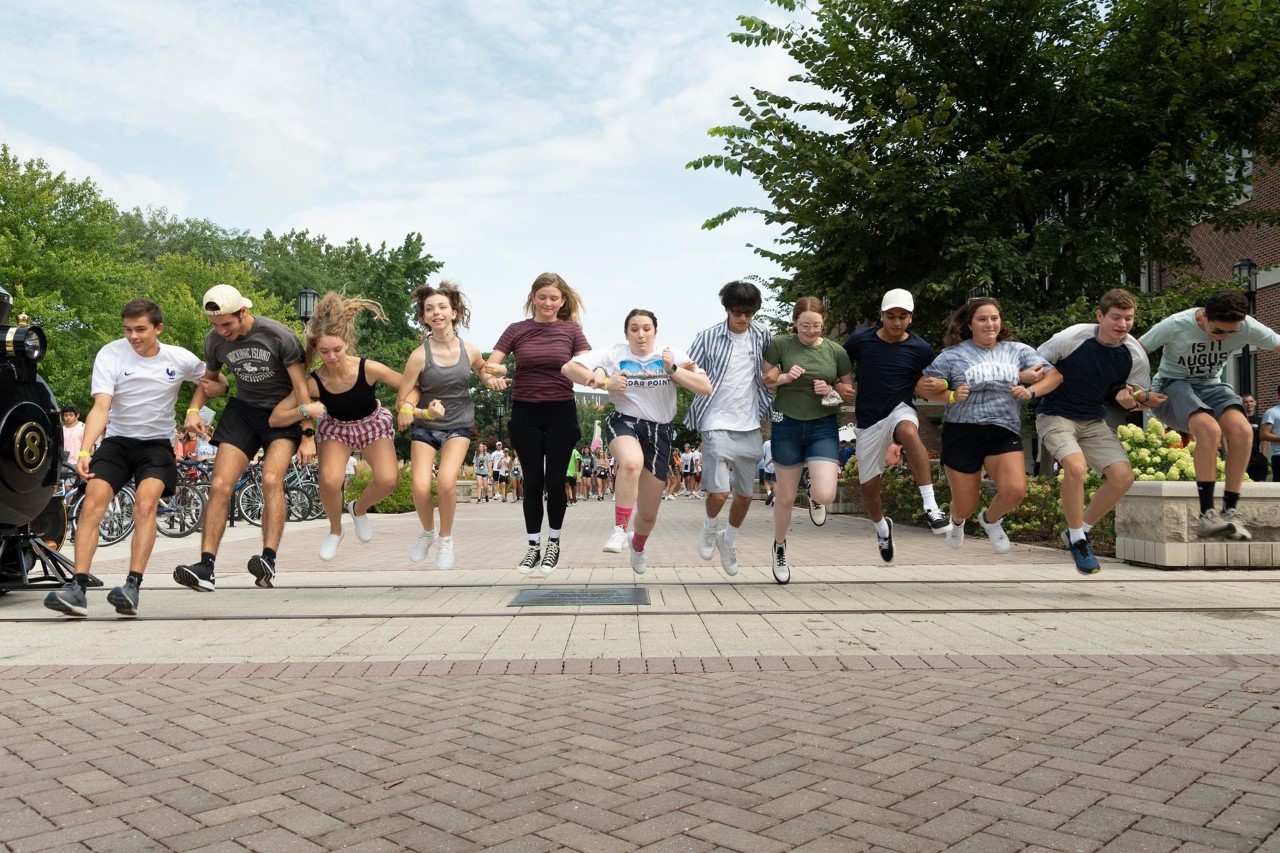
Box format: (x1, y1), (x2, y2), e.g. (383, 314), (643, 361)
(317, 403), (394, 450)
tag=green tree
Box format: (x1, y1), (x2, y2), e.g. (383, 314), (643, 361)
(691, 0), (1280, 337)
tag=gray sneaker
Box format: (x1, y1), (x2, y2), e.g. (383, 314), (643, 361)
(44, 580), (87, 617)
(1195, 508), (1233, 539)
(1220, 508), (1253, 541)
(107, 577), (140, 616)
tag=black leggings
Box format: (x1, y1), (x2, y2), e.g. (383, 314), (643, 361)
(508, 400), (580, 536)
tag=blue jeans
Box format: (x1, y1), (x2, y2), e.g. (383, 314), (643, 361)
(770, 414), (839, 468)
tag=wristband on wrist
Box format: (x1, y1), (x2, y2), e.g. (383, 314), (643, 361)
(948, 391), (957, 404)
(399, 404), (413, 414)
(77, 451), (91, 458)
(299, 404), (308, 419)
(939, 379), (948, 391)
(186, 407), (200, 414)
(1029, 387), (1037, 399)
(424, 407), (436, 421)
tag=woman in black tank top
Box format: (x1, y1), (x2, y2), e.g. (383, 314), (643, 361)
(268, 293), (409, 563)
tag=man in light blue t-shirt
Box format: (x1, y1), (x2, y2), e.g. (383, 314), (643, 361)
(1260, 389), (1280, 483)
(1140, 290), (1280, 541)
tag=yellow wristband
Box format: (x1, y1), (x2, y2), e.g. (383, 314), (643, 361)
(77, 451), (91, 458)
(948, 391), (957, 404)
(425, 408), (436, 421)
(939, 379), (948, 391)
(399, 405), (413, 414)
(186, 408), (200, 414)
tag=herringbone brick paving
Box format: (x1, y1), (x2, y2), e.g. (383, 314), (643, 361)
(1, 664), (1277, 851)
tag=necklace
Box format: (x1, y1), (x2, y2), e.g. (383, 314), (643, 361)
(431, 332), (457, 344)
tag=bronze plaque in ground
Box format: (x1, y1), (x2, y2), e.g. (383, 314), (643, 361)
(509, 588), (651, 607)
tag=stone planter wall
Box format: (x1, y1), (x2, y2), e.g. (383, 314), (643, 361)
(829, 483), (864, 516)
(1114, 481), (1280, 568)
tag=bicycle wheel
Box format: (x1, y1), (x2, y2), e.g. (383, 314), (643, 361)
(98, 486), (136, 546)
(237, 483), (264, 527)
(303, 483), (324, 520)
(286, 487), (313, 522)
(156, 484), (206, 538)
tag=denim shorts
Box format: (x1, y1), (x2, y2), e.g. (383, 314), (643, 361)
(411, 423), (473, 450)
(769, 414), (839, 469)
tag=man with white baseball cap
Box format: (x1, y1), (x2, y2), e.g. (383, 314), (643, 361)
(843, 288), (952, 562)
(174, 283), (318, 592)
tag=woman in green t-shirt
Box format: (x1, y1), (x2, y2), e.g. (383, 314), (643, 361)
(761, 297), (854, 584)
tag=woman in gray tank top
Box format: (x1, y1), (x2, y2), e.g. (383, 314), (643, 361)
(396, 282), (506, 569)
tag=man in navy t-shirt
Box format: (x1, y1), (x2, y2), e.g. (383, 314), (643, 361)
(1034, 288), (1164, 575)
(843, 289), (949, 563)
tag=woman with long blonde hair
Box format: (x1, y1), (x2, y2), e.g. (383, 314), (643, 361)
(269, 291), (407, 561)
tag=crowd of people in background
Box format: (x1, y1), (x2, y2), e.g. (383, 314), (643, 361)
(44, 274), (1280, 618)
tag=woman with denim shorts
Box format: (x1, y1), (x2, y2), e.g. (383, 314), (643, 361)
(761, 297), (854, 584)
(396, 282), (503, 569)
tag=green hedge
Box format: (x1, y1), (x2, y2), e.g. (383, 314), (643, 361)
(344, 464), (436, 514)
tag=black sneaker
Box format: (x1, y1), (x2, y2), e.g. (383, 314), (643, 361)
(771, 540), (789, 585)
(877, 517), (895, 563)
(44, 580), (88, 617)
(107, 577), (140, 616)
(174, 561), (215, 592)
(924, 508), (952, 534)
(517, 546), (541, 574)
(247, 555), (275, 589)
(541, 540), (561, 574)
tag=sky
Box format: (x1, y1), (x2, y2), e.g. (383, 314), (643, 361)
(0, 0), (803, 354)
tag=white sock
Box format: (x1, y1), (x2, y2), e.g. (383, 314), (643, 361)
(703, 517), (717, 532)
(548, 527), (561, 540)
(1068, 527), (1085, 544)
(918, 484), (938, 512)
(722, 526), (737, 547)
(1082, 522), (1093, 535)
(527, 536), (540, 546)
(874, 517), (890, 538)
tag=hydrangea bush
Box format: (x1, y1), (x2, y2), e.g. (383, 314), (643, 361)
(1116, 417), (1227, 482)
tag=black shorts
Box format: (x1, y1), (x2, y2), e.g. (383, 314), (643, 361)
(212, 397), (300, 459)
(89, 437), (178, 497)
(942, 422), (1023, 474)
(606, 411), (673, 480)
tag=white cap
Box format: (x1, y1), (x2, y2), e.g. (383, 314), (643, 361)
(202, 284), (252, 315)
(880, 288), (914, 313)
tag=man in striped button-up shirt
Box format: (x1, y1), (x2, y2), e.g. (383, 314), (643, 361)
(684, 281), (774, 577)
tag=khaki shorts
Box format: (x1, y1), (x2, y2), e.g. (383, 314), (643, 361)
(1036, 414), (1128, 472)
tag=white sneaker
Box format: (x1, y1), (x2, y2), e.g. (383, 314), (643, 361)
(980, 510), (1011, 554)
(771, 540), (789, 584)
(410, 529), (437, 563)
(348, 500), (373, 543)
(628, 534), (646, 575)
(435, 536), (455, 569)
(698, 525), (716, 561)
(603, 525), (628, 553)
(946, 519), (965, 550)
(318, 532), (343, 562)
(715, 529), (739, 577)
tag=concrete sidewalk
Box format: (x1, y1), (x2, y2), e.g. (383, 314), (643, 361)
(0, 496), (1276, 851)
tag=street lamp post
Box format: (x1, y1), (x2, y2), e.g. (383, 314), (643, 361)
(296, 287), (319, 324)
(1233, 259), (1258, 397)
(496, 403), (505, 445)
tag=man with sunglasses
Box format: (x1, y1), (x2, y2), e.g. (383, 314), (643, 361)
(685, 281), (774, 576)
(1140, 290), (1280, 540)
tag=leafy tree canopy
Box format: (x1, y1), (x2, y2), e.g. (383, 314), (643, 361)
(691, 0), (1280, 341)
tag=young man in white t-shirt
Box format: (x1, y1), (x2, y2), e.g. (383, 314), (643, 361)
(684, 281), (774, 576)
(45, 300), (210, 618)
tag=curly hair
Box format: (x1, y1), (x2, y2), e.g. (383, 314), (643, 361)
(525, 272), (584, 324)
(304, 291), (388, 365)
(413, 280), (471, 334)
(943, 297), (1014, 347)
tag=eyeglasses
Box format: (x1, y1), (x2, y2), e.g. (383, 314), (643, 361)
(728, 309), (756, 319)
(796, 323), (824, 332)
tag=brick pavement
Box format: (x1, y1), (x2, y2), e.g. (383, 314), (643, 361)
(1, 662), (1278, 851)
(1, 496), (1276, 850)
